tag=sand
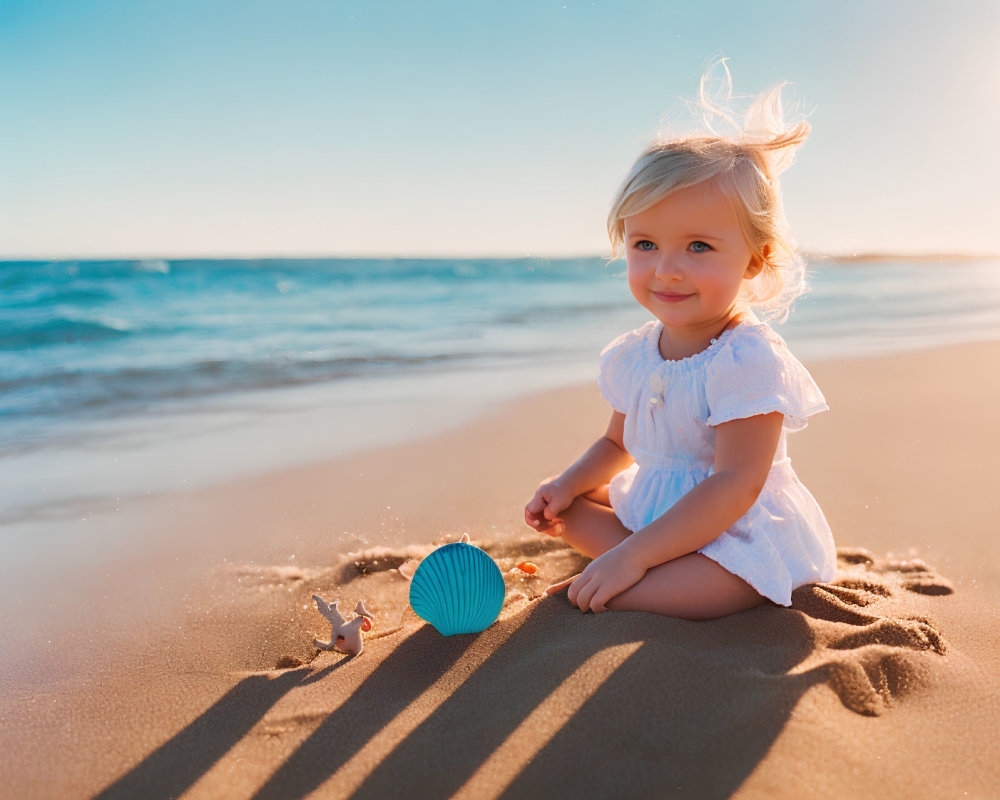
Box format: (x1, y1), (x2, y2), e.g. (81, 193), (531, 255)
(2, 341), (1000, 799)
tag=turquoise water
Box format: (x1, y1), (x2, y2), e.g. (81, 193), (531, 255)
(3, 255), (1000, 533)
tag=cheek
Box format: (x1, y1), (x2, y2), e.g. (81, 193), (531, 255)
(699, 264), (744, 299)
(625, 259), (649, 294)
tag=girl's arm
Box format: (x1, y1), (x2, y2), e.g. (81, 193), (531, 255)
(555, 411), (632, 496)
(560, 410), (784, 613)
(624, 411), (784, 568)
(525, 411), (633, 532)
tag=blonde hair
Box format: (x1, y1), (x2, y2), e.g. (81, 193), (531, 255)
(607, 58), (811, 323)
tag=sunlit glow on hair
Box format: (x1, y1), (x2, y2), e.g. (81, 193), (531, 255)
(607, 57), (812, 323)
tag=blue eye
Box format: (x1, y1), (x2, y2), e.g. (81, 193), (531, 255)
(635, 240), (656, 251)
(690, 241), (712, 253)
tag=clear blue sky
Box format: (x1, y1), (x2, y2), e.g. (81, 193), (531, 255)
(1, 0), (998, 259)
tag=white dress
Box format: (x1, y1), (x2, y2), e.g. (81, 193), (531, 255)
(597, 318), (836, 606)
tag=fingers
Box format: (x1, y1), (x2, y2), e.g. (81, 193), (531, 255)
(568, 574), (585, 608)
(524, 500), (546, 526)
(525, 489), (547, 516)
(544, 490), (572, 520)
(545, 574), (610, 613)
(524, 498), (547, 529)
(525, 487), (567, 534)
(526, 507), (560, 527)
(525, 506), (564, 534)
(567, 572), (605, 614)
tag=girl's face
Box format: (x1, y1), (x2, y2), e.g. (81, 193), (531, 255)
(624, 180), (760, 336)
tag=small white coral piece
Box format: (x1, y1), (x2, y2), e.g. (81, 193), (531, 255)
(313, 595), (374, 657)
(398, 559), (419, 581)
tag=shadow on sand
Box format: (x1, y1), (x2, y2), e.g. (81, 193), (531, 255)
(93, 550), (948, 800)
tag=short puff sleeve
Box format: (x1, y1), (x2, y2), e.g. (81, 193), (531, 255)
(705, 327), (828, 431)
(597, 323), (651, 414)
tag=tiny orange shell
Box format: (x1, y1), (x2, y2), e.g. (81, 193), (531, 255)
(516, 561), (538, 575)
(361, 618), (373, 632)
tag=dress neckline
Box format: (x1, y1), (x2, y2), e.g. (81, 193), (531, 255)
(646, 318), (755, 366)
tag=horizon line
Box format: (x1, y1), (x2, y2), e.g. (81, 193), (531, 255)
(0, 250), (997, 264)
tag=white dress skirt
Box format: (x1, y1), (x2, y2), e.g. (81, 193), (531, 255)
(597, 319), (836, 607)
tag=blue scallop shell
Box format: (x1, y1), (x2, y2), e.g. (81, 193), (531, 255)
(408, 542), (505, 636)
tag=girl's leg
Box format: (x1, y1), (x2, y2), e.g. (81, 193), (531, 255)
(605, 554), (768, 620)
(554, 492), (630, 560)
(554, 493), (768, 620)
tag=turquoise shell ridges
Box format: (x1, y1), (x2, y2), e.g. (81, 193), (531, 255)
(408, 542), (505, 636)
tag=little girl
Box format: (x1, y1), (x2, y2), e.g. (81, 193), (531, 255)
(525, 66), (836, 620)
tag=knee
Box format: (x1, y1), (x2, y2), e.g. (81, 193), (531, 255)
(580, 484), (612, 507)
(561, 494), (596, 519)
(555, 496), (631, 560)
(556, 494), (600, 530)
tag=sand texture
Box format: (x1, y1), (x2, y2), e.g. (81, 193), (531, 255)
(2, 341), (999, 799)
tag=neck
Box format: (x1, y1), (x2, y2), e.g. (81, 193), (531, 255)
(657, 307), (752, 361)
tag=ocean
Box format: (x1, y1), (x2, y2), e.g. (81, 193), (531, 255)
(3, 255), (1000, 552)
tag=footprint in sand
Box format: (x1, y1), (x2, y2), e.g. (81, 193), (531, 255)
(791, 546), (953, 716)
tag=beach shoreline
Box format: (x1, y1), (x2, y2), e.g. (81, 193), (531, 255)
(2, 339), (1000, 798)
(6, 255), (1000, 550)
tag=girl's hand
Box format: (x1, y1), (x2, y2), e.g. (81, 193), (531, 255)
(544, 543), (647, 614)
(524, 476), (576, 536)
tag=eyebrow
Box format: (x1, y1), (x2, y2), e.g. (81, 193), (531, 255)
(627, 232), (725, 242)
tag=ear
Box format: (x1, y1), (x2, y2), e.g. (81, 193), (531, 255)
(744, 247), (769, 280)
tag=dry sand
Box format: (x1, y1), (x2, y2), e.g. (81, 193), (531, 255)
(2, 341), (999, 799)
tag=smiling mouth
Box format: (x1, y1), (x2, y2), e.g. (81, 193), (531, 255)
(653, 291), (692, 302)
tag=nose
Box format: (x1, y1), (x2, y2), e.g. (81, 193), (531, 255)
(654, 254), (683, 281)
